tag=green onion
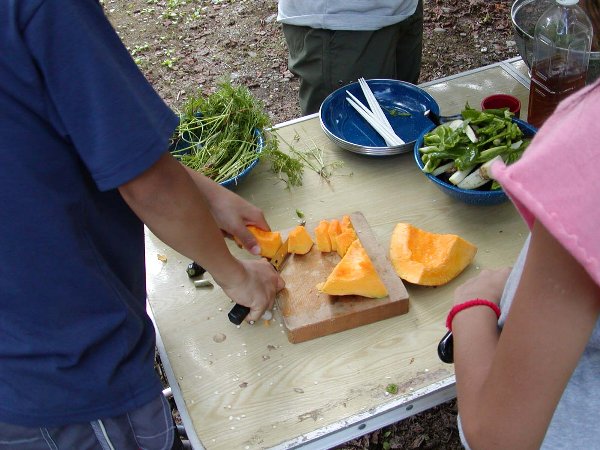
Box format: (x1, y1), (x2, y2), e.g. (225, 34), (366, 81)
(419, 103), (532, 190)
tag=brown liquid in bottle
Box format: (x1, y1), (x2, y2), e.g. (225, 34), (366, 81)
(527, 58), (587, 129)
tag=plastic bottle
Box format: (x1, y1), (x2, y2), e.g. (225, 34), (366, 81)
(527, 0), (593, 128)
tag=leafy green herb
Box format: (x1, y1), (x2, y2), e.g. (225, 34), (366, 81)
(265, 143), (305, 187)
(274, 130), (348, 184)
(170, 81), (304, 186)
(388, 107), (411, 117)
(295, 209), (305, 219)
(385, 383), (398, 395)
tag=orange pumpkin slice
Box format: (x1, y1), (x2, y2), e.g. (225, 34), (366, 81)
(340, 215), (354, 233)
(327, 219), (342, 252)
(389, 223), (477, 286)
(246, 225), (282, 259)
(317, 240), (388, 298)
(335, 228), (357, 257)
(314, 220), (331, 252)
(287, 225), (314, 255)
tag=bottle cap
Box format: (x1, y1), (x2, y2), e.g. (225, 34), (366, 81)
(556, 0), (579, 5)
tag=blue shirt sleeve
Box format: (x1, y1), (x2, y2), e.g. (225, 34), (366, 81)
(23, 0), (178, 191)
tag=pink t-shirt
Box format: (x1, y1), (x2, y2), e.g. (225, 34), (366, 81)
(491, 80), (600, 288)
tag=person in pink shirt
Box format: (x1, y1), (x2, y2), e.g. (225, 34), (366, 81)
(448, 24), (600, 449)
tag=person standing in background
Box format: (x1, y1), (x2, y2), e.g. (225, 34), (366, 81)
(277, 0), (423, 115)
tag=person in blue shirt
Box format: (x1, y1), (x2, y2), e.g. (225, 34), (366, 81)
(0, 1), (284, 448)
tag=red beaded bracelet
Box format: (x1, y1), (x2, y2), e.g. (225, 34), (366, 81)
(446, 298), (501, 332)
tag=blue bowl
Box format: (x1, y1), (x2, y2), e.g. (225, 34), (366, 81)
(413, 118), (537, 206)
(320, 79), (440, 156)
(170, 122), (263, 189)
(221, 129), (263, 188)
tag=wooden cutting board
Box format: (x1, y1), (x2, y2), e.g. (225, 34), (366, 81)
(276, 212), (409, 343)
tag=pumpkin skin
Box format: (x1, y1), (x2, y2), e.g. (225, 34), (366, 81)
(317, 240), (388, 298)
(314, 220), (332, 252)
(288, 225), (314, 255)
(389, 223), (477, 286)
(246, 225), (283, 259)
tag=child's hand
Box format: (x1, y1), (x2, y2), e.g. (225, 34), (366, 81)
(203, 183), (268, 256)
(214, 258), (285, 323)
(453, 267), (511, 307)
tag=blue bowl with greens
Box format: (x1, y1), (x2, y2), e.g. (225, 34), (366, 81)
(221, 129), (263, 188)
(414, 109), (537, 206)
(170, 118), (264, 189)
(169, 83), (271, 189)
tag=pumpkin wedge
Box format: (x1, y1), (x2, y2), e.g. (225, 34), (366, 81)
(314, 220), (331, 252)
(389, 223), (477, 286)
(327, 219), (342, 252)
(246, 225), (282, 259)
(340, 214), (353, 231)
(288, 225), (314, 255)
(317, 240), (388, 298)
(335, 228), (357, 258)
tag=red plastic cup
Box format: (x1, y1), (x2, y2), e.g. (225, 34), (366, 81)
(481, 94), (521, 118)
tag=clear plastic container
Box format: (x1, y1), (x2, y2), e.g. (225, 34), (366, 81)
(527, 0), (593, 128)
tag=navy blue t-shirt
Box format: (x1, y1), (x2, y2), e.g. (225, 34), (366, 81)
(0, 1), (178, 426)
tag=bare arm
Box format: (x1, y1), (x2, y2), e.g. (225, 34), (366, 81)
(453, 221), (600, 449)
(118, 152), (284, 321)
(182, 165), (271, 254)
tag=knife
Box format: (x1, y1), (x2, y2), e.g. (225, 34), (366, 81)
(227, 237), (290, 325)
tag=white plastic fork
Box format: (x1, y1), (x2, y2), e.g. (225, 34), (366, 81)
(346, 94), (403, 146)
(358, 78), (403, 143)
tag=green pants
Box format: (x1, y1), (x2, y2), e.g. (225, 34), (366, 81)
(282, 0), (423, 115)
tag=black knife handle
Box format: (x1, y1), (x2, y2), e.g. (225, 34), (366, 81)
(437, 330), (454, 364)
(228, 304), (250, 325)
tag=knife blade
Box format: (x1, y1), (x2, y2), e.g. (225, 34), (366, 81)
(228, 237), (290, 325)
(269, 236), (291, 271)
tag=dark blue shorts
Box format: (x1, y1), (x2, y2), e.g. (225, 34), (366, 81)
(0, 395), (179, 450)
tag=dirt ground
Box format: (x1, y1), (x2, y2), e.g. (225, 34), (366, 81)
(104, 0), (518, 124)
(104, 0), (519, 448)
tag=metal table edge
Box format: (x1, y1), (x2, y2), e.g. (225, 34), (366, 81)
(419, 56), (528, 88)
(147, 301), (206, 450)
(273, 377), (457, 450)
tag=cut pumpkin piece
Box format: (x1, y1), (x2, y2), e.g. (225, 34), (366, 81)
(336, 228), (357, 257)
(340, 215), (354, 232)
(246, 225), (282, 259)
(314, 220), (331, 252)
(287, 225), (314, 255)
(389, 223), (477, 286)
(317, 240), (388, 298)
(327, 219), (342, 252)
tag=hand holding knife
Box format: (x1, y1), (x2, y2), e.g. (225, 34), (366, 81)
(228, 237), (290, 325)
